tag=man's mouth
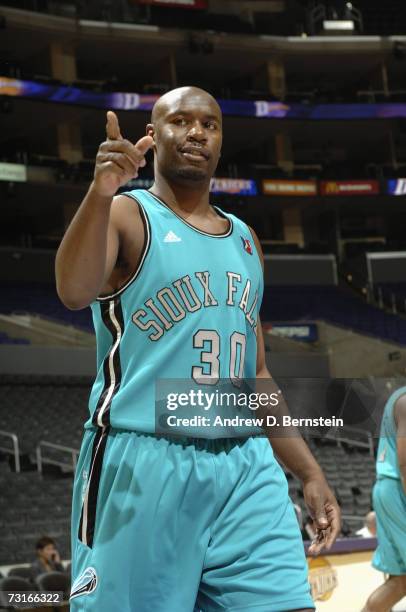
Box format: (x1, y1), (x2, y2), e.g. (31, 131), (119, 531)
(179, 146), (210, 161)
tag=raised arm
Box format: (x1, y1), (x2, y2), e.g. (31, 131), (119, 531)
(55, 111), (153, 309)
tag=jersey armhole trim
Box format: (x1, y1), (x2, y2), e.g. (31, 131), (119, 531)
(246, 224), (265, 276)
(96, 194), (151, 302)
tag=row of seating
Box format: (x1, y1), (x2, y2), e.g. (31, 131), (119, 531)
(3, 282), (406, 346)
(0, 572), (71, 609)
(261, 285), (406, 345)
(0, 377), (89, 454)
(288, 440), (374, 524)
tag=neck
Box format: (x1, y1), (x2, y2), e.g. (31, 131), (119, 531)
(150, 170), (211, 214)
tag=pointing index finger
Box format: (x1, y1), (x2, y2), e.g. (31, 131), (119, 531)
(106, 110), (123, 141)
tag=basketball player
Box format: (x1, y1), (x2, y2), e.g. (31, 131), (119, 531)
(362, 386), (406, 612)
(56, 86), (340, 611)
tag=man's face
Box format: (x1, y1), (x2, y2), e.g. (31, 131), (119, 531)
(149, 91), (222, 185)
(40, 544), (56, 561)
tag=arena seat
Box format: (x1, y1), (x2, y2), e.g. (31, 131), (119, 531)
(0, 471), (72, 565)
(0, 283), (93, 331)
(261, 285), (406, 345)
(35, 571), (71, 600)
(0, 576), (38, 608)
(0, 375), (90, 455)
(8, 566), (33, 580)
(286, 438), (375, 530)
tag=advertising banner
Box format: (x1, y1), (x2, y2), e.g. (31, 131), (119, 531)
(4, 77), (406, 119)
(0, 162), (27, 182)
(210, 178), (257, 195)
(387, 178), (406, 195)
(262, 179), (317, 196)
(268, 323), (318, 342)
(320, 180), (379, 196)
(137, 0), (207, 7)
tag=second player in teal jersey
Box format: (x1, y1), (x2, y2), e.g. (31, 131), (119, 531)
(56, 86), (340, 611)
(362, 387), (406, 612)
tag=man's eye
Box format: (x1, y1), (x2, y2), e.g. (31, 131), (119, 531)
(174, 118), (187, 126)
(206, 122), (216, 129)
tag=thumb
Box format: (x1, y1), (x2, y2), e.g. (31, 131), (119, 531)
(313, 503), (329, 529)
(106, 110), (122, 141)
(134, 135), (154, 156)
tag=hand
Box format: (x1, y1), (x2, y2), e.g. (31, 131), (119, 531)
(51, 549), (61, 564)
(303, 475), (341, 555)
(92, 110), (154, 197)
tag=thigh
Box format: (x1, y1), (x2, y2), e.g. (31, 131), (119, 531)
(197, 437), (315, 612)
(70, 429), (216, 612)
(373, 478), (406, 575)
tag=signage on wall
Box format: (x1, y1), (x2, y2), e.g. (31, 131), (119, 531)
(387, 179), (406, 195)
(320, 180), (379, 196)
(0, 163), (27, 182)
(262, 180), (317, 196)
(137, 0), (207, 8)
(210, 178), (258, 195)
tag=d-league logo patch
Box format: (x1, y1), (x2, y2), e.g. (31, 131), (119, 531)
(241, 236), (253, 255)
(70, 566), (98, 600)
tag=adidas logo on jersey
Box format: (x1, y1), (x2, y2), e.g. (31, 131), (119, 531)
(164, 231), (182, 243)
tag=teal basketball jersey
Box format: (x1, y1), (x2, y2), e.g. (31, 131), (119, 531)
(376, 386), (406, 480)
(85, 189), (264, 434)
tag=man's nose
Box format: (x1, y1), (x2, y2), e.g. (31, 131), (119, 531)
(187, 121), (206, 140)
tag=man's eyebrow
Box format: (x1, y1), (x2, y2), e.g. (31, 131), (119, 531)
(166, 110), (221, 121)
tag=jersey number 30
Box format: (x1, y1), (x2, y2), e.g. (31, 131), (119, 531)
(192, 330), (246, 385)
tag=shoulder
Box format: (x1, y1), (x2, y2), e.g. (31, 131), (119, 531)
(247, 225), (264, 268)
(110, 191), (145, 234)
(112, 190), (144, 215)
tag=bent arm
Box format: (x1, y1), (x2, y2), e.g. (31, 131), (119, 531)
(55, 111), (153, 310)
(55, 185), (120, 310)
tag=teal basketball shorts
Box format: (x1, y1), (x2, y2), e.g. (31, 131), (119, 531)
(69, 427), (314, 611)
(372, 475), (406, 575)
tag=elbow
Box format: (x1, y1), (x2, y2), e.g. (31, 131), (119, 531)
(55, 264), (94, 310)
(56, 283), (92, 311)
(58, 294), (91, 311)
(256, 365), (271, 378)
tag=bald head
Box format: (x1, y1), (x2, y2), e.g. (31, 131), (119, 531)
(151, 86), (221, 124)
(146, 85), (222, 187)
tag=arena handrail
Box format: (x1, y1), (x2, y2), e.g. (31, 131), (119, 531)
(325, 425), (374, 456)
(0, 430), (21, 472)
(36, 441), (79, 474)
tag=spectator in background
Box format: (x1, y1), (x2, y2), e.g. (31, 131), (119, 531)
(356, 511), (376, 538)
(30, 536), (64, 581)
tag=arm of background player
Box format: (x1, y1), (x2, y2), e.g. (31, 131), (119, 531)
(395, 395), (406, 494)
(250, 225), (341, 552)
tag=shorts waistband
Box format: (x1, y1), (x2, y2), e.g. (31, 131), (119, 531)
(84, 425), (265, 452)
